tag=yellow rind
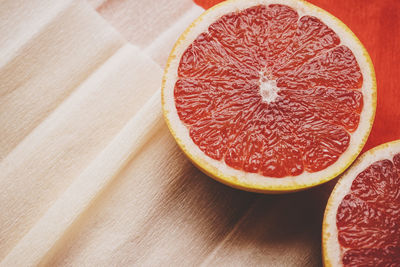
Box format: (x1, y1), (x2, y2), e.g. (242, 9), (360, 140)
(161, 0), (377, 194)
(322, 140), (400, 266)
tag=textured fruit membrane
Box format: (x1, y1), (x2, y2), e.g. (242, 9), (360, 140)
(174, 5), (363, 177)
(336, 153), (400, 266)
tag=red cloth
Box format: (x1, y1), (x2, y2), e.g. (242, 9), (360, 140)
(194, 0), (400, 152)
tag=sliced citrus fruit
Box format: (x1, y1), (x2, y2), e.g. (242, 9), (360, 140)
(323, 140), (400, 266)
(162, 0), (376, 193)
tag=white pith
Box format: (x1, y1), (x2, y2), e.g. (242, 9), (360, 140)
(323, 140), (400, 267)
(259, 72), (280, 103)
(162, 0), (376, 192)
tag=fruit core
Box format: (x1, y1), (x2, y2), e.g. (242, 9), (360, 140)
(336, 154), (400, 266)
(259, 72), (280, 104)
(174, 4), (363, 178)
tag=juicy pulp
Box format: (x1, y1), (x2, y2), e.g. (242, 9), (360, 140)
(336, 153), (400, 266)
(174, 4), (363, 178)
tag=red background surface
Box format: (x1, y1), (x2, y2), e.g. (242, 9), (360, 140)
(194, 0), (400, 152)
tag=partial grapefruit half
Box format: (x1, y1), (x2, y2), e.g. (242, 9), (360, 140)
(162, 0), (376, 193)
(323, 140), (400, 266)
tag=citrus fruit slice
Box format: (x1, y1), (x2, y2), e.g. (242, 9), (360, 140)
(323, 140), (400, 266)
(162, 0), (376, 193)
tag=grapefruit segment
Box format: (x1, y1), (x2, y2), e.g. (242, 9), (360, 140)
(272, 15), (340, 75)
(162, 0), (376, 192)
(323, 140), (400, 266)
(276, 45), (363, 91)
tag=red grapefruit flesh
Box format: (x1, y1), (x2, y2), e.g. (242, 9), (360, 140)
(323, 140), (400, 266)
(337, 156), (400, 266)
(175, 5), (362, 177)
(162, 0), (376, 192)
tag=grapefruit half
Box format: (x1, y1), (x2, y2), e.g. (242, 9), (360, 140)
(162, 0), (376, 193)
(323, 140), (400, 266)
